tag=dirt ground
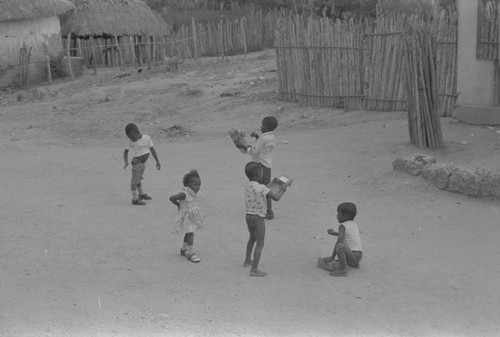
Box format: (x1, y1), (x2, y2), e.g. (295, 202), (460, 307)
(1, 50), (500, 337)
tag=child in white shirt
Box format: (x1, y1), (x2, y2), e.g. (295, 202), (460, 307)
(323, 202), (363, 277)
(123, 123), (161, 205)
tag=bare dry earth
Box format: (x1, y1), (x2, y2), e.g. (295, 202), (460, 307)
(1, 50), (500, 337)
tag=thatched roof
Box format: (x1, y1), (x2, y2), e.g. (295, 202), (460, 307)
(0, 0), (75, 21)
(61, 0), (170, 37)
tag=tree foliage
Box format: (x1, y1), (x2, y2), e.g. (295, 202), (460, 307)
(144, 0), (456, 19)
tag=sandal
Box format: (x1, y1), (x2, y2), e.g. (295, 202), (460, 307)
(186, 253), (200, 263)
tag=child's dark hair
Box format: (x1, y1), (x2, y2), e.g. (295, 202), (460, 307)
(245, 162), (261, 180)
(262, 116), (278, 131)
(183, 169), (200, 186)
(337, 202), (357, 220)
(125, 123), (139, 136)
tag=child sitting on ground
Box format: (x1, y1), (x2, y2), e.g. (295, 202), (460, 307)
(123, 123), (161, 205)
(169, 169), (204, 263)
(242, 162), (287, 277)
(319, 202), (363, 277)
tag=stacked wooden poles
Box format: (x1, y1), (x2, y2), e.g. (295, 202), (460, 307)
(404, 28), (443, 149)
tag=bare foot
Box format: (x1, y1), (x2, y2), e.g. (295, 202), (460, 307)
(243, 260), (253, 267)
(249, 269), (267, 277)
(329, 269), (347, 277)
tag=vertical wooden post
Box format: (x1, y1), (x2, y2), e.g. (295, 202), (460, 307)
(146, 35), (152, 70)
(76, 38), (82, 64)
(46, 55), (52, 84)
(137, 36), (143, 66)
(192, 17), (198, 60)
(90, 36), (97, 75)
(152, 35), (157, 66)
(241, 17), (247, 58)
(98, 39), (103, 67)
(130, 36), (137, 68)
(19, 45), (24, 87)
(219, 20), (225, 60)
(25, 45), (32, 89)
(162, 36), (167, 64)
(109, 38), (115, 67)
(66, 33), (75, 80)
(115, 35), (124, 70)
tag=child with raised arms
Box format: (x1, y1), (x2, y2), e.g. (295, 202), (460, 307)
(169, 169), (204, 263)
(243, 162), (287, 277)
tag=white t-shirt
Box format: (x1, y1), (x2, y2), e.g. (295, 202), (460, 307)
(342, 220), (363, 252)
(247, 131), (277, 168)
(126, 135), (153, 158)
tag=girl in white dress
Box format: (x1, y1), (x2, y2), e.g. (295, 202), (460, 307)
(169, 170), (204, 263)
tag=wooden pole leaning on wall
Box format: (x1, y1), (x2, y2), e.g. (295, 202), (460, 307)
(66, 32), (75, 80)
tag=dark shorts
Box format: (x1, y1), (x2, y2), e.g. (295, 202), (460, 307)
(246, 214), (265, 235)
(259, 163), (271, 185)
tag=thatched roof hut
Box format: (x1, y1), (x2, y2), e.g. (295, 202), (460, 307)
(61, 0), (170, 37)
(0, 0), (75, 21)
(0, 0), (75, 88)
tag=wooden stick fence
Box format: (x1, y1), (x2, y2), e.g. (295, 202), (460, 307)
(275, 8), (458, 116)
(435, 7), (458, 116)
(477, 0), (499, 59)
(363, 14), (407, 111)
(275, 15), (364, 109)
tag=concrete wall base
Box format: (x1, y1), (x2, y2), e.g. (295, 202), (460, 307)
(393, 154), (500, 199)
(453, 105), (500, 125)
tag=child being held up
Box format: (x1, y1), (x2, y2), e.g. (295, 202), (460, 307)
(320, 202), (363, 277)
(243, 162), (287, 277)
(240, 116), (278, 220)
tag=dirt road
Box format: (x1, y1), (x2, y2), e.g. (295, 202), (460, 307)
(1, 50), (500, 337)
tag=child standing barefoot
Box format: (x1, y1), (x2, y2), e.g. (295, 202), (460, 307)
(169, 170), (203, 263)
(243, 162), (287, 277)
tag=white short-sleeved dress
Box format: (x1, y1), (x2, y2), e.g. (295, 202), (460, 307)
(172, 186), (204, 234)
